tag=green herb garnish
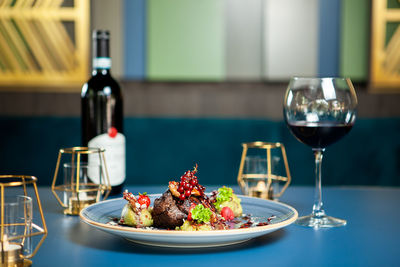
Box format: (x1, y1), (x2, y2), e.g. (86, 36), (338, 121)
(215, 186), (233, 211)
(191, 204), (212, 223)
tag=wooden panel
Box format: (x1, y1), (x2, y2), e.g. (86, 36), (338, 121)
(339, 0), (369, 81)
(0, 0), (90, 89)
(91, 0), (123, 78)
(2, 82), (400, 118)
(225, 0), (263, 80)
(370, 0), (400, 91)
(263, 0), (318, 80)
(147, 0), (225, 81)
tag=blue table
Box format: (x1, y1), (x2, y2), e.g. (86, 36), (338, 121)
(32, 186), (399, 266)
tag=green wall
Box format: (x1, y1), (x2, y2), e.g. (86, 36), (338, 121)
(147, 0), (225, 80)
(340, 0), (370, 81)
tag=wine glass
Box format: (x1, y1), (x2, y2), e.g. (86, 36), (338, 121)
(283, 77), (357, 228)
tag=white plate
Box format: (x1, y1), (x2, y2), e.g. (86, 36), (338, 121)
(80, 194), (298, 248)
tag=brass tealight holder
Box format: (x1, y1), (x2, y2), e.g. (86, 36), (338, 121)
(52, 147), (111, 215)
(237, 142), (291, 200)
(0, 175), (47, 267)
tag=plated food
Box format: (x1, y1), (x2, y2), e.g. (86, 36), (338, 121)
(119, 165), (271, 231)
(80, 190), (298, 247)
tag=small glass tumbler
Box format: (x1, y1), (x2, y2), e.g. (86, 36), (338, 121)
(1, 196), (32, 266)
(241, 156), (279, 199)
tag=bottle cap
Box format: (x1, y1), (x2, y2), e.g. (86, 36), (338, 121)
(93, 30), (110, 40)
(92, 30), (111, 69)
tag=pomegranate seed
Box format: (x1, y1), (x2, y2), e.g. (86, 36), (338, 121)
(179, 194), (186, 200)
(185, 190), (191, 197)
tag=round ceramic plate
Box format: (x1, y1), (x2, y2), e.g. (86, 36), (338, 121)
(80, 194), (298, 248)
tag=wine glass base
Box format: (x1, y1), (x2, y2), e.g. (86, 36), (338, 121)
(296, 214), (347, 228)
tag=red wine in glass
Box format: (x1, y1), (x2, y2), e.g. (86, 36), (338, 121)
(287, 122), (353, 149)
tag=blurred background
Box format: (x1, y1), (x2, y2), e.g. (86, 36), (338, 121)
(0, 0), (399, 187)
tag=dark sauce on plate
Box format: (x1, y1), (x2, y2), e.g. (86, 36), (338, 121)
(109, 214), (276, 230)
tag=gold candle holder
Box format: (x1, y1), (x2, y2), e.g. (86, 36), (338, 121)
(51, 147), (111, 215)
(0, 175), (47, 267)
(237, 142), (291, 200)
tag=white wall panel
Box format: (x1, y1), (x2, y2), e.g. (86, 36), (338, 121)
(263, 0), (318, 80)
(225, 0), (263, 80)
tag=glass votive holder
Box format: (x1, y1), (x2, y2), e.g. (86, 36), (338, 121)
(241, 156), (276, 199)
(52, 147), (111, 215)
(0, 175), (47, 267)
(237, 142), (291, 200)
(63, 163), (101, 215)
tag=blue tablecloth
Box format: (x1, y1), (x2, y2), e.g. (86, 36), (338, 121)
(32, 185), (399, 266)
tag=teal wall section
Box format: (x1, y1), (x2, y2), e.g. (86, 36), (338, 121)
(0, 117), (81, 185)
(1, 117), (399, 187)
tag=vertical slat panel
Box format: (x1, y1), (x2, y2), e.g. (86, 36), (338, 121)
(91, 0), (123, 78)
(225, 0), (262, 80)
(339, 0), (370, 81)
(123, 0), (146, 80)
(263, 0), (318, 80)
(147, 0), (225, 81)
(318, 0), (340, 77)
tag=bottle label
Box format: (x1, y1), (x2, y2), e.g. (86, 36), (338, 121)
(88, 130), (125, 186)
(93, 57), (111, 69)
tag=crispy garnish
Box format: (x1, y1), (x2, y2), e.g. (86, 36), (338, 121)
(123, 190), (138, 212)
(191, 187), (201, 196)
(168, 181), (180, 198)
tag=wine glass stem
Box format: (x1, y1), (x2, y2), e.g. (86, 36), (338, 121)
(312, 148), (325, 217)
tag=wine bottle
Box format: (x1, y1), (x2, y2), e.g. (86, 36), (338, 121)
(81, 30), (125, 195)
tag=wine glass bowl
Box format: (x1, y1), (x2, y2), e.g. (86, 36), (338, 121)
(283, 77), (357, 228)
